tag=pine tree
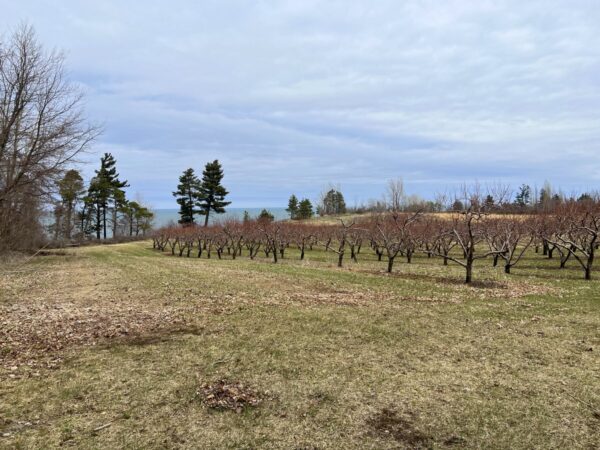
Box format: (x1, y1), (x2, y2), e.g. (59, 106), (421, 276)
(484, 195), (495, 211)
(297, 198), (313, 219)
(286, 194), (299, 219)
(451, 199), (465, 211)
(57, 170), (84, 239)
(515, 184), (531, 208)
(258, 209), (274, 222)
(320, 189), (346, 215)
(197, 160), (231, 227)
(173, 168), (201, 225)
(120, 201), (154, 236)
(87, 153), (128, 239)
(77, 195), (96, 238)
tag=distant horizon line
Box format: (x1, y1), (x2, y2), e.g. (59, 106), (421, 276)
(153, 206), (286, 211)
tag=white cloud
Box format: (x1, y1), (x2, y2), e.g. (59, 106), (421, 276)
(2, 0), (600, 207)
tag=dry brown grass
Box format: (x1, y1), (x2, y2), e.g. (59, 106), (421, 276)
(0, 241), (598, 448)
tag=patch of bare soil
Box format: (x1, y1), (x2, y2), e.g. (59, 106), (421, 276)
(367, 408), (432, 449)
(197, 379), (262, 413)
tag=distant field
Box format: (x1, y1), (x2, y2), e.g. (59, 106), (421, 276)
(1, 241), (599, 449)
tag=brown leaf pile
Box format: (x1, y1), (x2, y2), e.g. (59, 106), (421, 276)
(0, 300), (189, 377)
(197, 379), (262, 412)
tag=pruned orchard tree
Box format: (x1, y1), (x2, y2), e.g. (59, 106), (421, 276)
(543, 203), (600, 280)
(429, 189), (504, 283)
(484, 217), (535, 274)
(372, 211), (422, 273)
(0, 25), (98, 250)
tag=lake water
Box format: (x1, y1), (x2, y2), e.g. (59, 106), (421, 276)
(153, 207), (289, 228)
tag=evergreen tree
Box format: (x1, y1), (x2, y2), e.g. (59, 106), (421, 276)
(86, 178), (104, 239)
(539, 188), (550, 207)
(319, 189), (346, 215)
(77, 195), (96, 238)
(173, 168), (201, 225)
(57, 169), (84, 239)
(243, 210), (251, 223)
(484, 194), (495, 211)
(120, 201), (154, 236)
(136, 206), (154, 236)
(119, 200), (136, 236)
(451, 199), (465, 211)
(515, 184), (531, 208)
(111, 188), (128, 238)
(197, 160), (231, 227)
(286, 194), (299, 219)
(258, 209), (274, 222)
(87, 153), (128, 239)
(297, 198), (313, 219)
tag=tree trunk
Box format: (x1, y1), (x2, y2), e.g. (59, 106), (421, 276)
(203, 204), (211, 227)
(387, 257), (395, 273)
(585, 249), (594, 280)
(465, 262), (473, 283)
(65, 203), (73, 239)
(103, 206), (107, 239)
(96, 205), (101, 239)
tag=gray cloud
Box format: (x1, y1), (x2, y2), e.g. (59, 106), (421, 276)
(3, 1), (600, 207)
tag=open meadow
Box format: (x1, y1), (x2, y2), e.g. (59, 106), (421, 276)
(1, 241), (599, 449)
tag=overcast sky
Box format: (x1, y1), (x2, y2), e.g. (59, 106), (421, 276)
(3, 1), (600, 208)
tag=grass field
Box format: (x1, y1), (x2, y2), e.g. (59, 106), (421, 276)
(1, 241), (599, 449)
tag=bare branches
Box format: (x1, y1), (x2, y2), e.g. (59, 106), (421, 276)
(0, 25), (100, 251)
(152, 201), (600, 282)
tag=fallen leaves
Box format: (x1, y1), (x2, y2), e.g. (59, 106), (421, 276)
(197, 379), (262, 413)
(0, 300), (190, 377)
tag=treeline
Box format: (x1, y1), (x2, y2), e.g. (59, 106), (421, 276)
(51, 153), (153, 243)
(305, 180), (600, 217)
(152, 195), (600, 283)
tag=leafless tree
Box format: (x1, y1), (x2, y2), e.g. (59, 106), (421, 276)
(385, 178), (405, 211)
(543, 203), (599, 280)
(0, 25), (99, 251)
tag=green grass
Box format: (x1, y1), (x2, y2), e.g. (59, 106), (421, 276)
(0, 241), (599, 449)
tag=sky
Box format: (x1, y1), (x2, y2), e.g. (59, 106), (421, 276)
(3, 1), (600, 208)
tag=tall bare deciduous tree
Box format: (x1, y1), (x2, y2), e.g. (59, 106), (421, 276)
(0, 25), (98, 250)
(385, 178), (405, 211)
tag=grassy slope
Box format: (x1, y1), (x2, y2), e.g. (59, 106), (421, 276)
(0, 241), (599, 449)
